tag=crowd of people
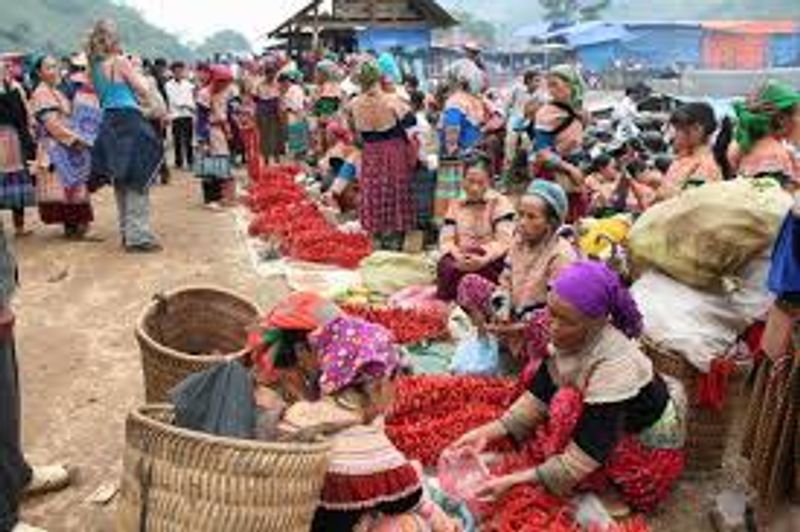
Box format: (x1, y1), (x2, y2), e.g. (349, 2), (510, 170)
(1, 14), (800, 532)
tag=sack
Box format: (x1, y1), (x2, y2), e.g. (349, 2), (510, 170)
(450, 335), (499, 375)
(628, 178), (792, 290)
(360, 251), (435, 296)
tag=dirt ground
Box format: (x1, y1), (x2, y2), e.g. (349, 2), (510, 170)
(12, 171), (748, 531)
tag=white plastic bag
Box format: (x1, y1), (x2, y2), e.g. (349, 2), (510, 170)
(450, 335), (500, 375)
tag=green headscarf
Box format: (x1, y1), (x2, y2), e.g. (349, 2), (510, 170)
(734, 80), (800, 153)
(549, 64), (585, 108)
(355, 55), (380, 89)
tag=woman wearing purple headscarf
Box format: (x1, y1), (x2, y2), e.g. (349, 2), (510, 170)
(451, 261), (687, 513)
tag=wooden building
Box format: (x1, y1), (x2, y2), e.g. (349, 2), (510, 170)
(269, 0), (457, 54)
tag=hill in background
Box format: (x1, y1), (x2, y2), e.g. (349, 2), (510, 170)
(0, 0), (251, 60)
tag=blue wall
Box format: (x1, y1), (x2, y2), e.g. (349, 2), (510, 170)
(621, 25), (703, 69)
(356, 28), (431, 52)
(769, 32), (800, 67)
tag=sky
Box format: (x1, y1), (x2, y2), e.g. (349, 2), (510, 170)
(121, 0), (317, 45)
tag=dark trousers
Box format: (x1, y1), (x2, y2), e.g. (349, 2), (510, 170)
(171, 117), (194, 169)
(0, 336), (31, 531)
(201, 180), (223, 204)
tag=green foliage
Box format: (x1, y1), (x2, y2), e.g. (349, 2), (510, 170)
(451, 9), (497, 45)
(195, 30), (252, 59)
(0, 0), (193, 59)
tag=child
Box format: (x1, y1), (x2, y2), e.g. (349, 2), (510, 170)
(409, 90), (439, 240)
(320, 121), (360, 215)
(280, 316), (460, 532)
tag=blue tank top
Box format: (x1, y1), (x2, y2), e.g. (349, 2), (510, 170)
(91, 61), (138, 110)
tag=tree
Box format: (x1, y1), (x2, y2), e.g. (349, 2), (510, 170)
(538, 0), (611, 23)
(194, 30), (252, 58)
(451, 10), (497, 46)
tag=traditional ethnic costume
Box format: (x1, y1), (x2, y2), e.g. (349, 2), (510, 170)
(733, 80), (800, 188)
(0, 81), (36, 221)
(742, 208), (800, 514)
(283, 72), (309, 160)
(495, 262), (686, 512)
(30, 82), (94, 235)
(436, 79), (485, 221)
(531, 65), (587, 222)
(194, 65), (234, 205)
(254, 78), (284, 162)
(659, 145), (723, 199)
(436, 189), (515, 301)
(281, 317), (456, 532)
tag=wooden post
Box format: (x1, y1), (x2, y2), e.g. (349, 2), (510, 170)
(312, 4), (320, 52)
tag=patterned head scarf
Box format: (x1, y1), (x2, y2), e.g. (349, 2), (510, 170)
(549, 64), (585, 108)
(355, 55), (381, 89)
(550, 260), (643, 339)
(313, 316), (400, 395)
(525, 179), (568, 225)
(247, 292), (342, 382)
(377, 52), (402, 85)
(447, 58), (484, 95)
(734, 80), (800, 153)
(316, 59), (342, 83)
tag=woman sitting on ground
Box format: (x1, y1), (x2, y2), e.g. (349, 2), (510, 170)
(656, 102), (724, 200)
(730, 80), (800, 190)
(456, 180), (577, 359)
(436, 153), (515, 302)
(247, 292), (342, 440)
(280, 316), (460, 532)
(451, 261), (687, 513)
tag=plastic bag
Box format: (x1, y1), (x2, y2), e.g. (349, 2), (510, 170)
(360, 251), (435, 296)
(450, 335), (499, 375)
(628, 178), (792, 290)
(169, 360), (256, 439)
(437, 448), (491, 506)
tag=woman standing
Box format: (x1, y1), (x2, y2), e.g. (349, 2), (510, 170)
(194, 65), (234, 209)
(347, 57), (416, 250)
(532, 65), (587, 222)
(254, 58), (284, 164)
(86, 20), (163, 253)
(0, 61), (36, 237)
(731, 80), (800, 189)
(30, 55), (94, 239)
(741, 198), (800, 525)
(280, 70), (309, 163)
(436, 59), (486, 220)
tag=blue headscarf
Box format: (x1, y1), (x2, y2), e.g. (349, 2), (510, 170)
(525, 179), (568, 224)
(377, 52), (402, 85)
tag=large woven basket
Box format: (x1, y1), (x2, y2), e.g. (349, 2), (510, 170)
(136, 286), (260, 403)
(117, 405), (331, 532)
(641, 338), (745, 475)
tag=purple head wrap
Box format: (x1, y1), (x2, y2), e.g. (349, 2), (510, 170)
(550, 260), (643, 339)
(312, 316), (400, 395)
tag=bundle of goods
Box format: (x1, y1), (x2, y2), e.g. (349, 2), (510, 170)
(387, 377), (655, 531)
(628, 177), (792, 291)
(340, 303), (449, 345)
(628, 178), (791, 473)
(245, 164), (372, 268)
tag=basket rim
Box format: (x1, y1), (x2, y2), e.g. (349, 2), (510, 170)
(135, 285), (261, 363)
(130, 403), (332, 454)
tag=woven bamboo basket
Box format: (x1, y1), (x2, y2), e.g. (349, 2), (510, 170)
(136, 286), (260, 403)
(117, 405), (331, 532)
(641, 338), (745, 475)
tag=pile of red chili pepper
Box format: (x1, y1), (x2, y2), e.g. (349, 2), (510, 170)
(245, 163), (372, 269)
(340, 303), (450, 345)
(387, 376), (653, 532)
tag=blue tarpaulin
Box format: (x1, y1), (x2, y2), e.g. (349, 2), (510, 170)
(621, 24), (703, 69)
(577, 41), (622, 71)
(357, 28), (431, 52)
(769, 32), (800, 67)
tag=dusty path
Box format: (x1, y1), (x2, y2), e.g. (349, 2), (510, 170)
(14, 171), (287, 531)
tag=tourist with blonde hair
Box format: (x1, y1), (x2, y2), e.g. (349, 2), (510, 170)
(86, 19), (163, 253)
